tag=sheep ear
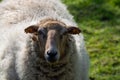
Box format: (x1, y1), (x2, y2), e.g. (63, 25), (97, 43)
(24, 25), (39, 33)
(67, 26), (81, 34)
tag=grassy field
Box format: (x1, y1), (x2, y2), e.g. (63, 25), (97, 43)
(0, 0), (120, 80)
(62, 0), (120, 80)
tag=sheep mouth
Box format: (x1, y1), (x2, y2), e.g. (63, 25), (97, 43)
(45, 54), (60, 63)
(46, 57), (58, 63)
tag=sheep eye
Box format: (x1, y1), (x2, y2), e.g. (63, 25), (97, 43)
(60, 35), (63, 39)
(60, 34), (65, 40)
(38, 28), (46, 38)
(38, 28), (46, 34)
(60, 31), (67, 39)
(38, 30), (45, 34)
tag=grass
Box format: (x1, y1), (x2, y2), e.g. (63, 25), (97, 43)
(0, 0), (120, 80)
(62, 0), (120, 80)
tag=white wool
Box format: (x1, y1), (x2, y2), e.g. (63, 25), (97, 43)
(0, 0), (76, 26)
(0, 0), (89, 80)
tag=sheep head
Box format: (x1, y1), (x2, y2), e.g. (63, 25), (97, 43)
(24, 20), (81, 64)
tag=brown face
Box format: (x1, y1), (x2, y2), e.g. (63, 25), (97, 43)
(24, 20), (81, 63)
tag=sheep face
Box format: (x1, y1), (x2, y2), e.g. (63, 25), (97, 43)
(24, 20), (81, 63)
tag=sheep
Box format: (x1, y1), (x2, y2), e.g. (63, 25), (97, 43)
(0, 0), (89, 80)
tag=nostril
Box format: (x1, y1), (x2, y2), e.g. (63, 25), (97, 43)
(47, 51), (57, 57)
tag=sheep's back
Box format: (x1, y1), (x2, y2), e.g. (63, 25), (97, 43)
(0, 0), (75, 26)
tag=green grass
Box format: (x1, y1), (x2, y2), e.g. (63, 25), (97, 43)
(62, 0), (120, 80)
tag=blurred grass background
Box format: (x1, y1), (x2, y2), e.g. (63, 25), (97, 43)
(62, 0), (120, 80)
(0, 0), (120, 80)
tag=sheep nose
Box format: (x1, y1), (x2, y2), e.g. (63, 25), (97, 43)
(45, 50), (59, 63)
(47, 50), (57, 57)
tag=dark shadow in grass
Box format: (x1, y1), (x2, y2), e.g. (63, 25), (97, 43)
(65, 0), (120, 26)
(90, 77), (95, 80)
